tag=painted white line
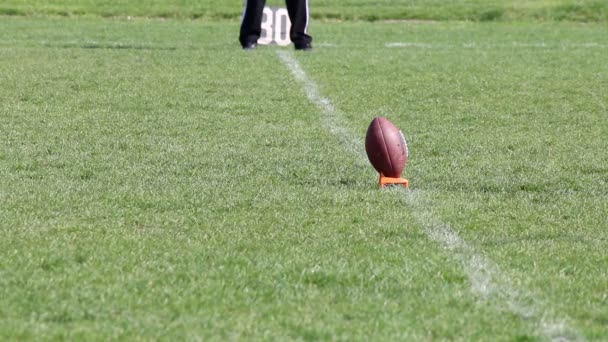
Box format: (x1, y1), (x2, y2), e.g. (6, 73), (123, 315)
(385, 42), (437, 48)
(316, 42), (338, 47)
(402, 190), (582, 341)
(386, 41), (607, 49)
(276, 50), (365, 159)
(276, 50), (583, 341)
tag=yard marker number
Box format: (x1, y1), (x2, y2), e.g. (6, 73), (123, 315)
(260, 7), (291, 46)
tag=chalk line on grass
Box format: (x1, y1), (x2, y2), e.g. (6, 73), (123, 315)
(385, 42), (437, 48)
(386, 41), (607, 49)
(276, 50), (364, 159)
(402, 190), (582, 341)
(276, 49), (583, 341)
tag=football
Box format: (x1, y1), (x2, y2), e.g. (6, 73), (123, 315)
(365, 117), (409, 178)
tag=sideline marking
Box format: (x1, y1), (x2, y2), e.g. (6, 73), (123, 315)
(276, 50), (583, 341)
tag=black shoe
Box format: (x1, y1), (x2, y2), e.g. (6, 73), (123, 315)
(242, 42), (257, 50)
(294, 42), (312, 51)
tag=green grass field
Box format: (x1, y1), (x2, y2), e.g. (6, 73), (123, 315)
(1, 1), (608, 341)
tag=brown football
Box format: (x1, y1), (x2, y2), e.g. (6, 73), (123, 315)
(365, 117), (409, 178)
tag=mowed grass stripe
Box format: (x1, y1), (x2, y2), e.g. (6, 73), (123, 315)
(276, 50), (582, 341)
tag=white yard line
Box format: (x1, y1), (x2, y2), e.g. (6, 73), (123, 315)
(276, 50), (365, 159)
(402, 190), (582, 341)
(276, 49), (583, 341)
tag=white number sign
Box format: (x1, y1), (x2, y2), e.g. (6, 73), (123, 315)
(259, 7), (292, 46)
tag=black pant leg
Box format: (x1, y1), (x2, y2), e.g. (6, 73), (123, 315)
(285, 0), (312, 46)
(239, 0), (266, 46)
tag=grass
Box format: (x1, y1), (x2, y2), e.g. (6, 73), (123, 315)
(1, 7), (608, 342)
(0, 0), (607, 22)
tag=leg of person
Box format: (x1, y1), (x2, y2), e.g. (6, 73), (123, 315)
(285, 0), (312, 50)
(239, 0), (266, 49)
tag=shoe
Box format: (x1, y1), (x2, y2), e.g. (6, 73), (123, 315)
(242, 42), (257, 50)
(294, 42), (312, 51)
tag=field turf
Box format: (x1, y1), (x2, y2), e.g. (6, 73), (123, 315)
(1, 6), (607, 341)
